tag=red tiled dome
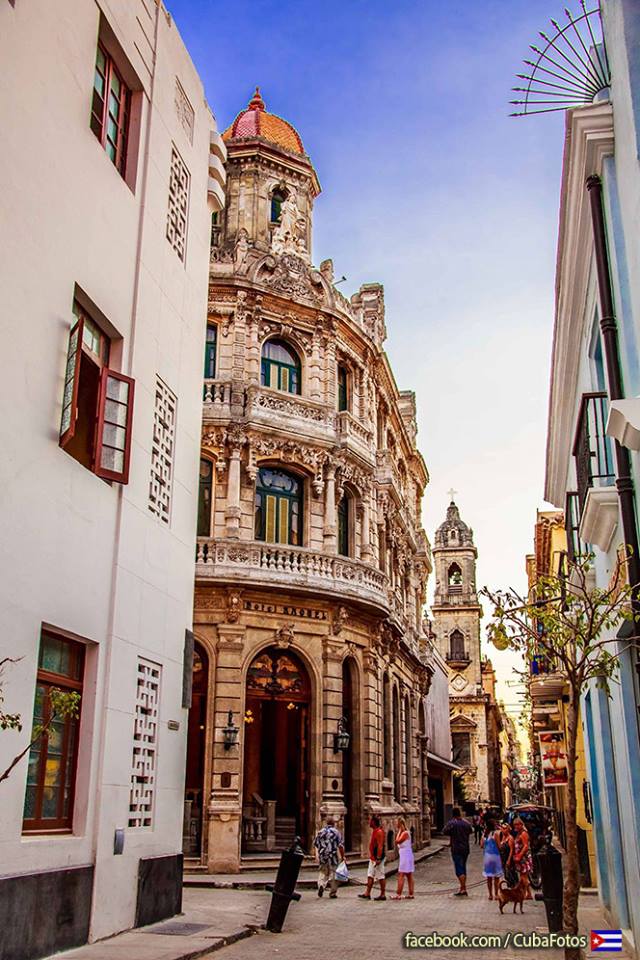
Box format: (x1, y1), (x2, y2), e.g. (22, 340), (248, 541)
(223, 87), (305, 155)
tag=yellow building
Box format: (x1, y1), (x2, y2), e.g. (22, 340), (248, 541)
(526, 511), (597, 887)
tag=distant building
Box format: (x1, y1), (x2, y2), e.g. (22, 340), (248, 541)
(186, 89), (435, 873)
(423, 621), (457, 830)
(0, 2), (225, 957)
(431, 501), (503, 806)
(498, 707), (521, 808)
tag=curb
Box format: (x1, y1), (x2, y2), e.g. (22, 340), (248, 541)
(163, 924), (262, 960)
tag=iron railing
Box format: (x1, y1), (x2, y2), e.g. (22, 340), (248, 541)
(573, 392), (615, 510)
(565, 491), (583, 561)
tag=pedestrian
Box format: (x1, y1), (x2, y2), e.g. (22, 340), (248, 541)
(358, 815), (387, 901)
(472, 812), (482, 845)
(391, 817), (415, 900)
(313, 815), (345, 899)
(481, 818), (503, 900)
(513, 817), (533, 900)
(498, 821), (518, 888)
(443, 806), (473, 896)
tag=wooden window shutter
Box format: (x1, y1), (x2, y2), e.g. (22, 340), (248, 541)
(59, 316), (84, 448)
(94, 369), (135, 483)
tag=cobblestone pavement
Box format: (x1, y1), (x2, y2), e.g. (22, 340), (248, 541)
(217, 843), (618, 960)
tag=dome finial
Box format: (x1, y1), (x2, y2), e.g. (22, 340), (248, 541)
(248, 86), (265, 111)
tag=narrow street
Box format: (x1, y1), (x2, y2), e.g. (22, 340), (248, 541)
(219, 844), (565, 960)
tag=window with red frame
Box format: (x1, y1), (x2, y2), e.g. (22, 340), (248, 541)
(23, 632), (85, 832)
(60, 300), (135, 484)
(90, 42), (130, 176)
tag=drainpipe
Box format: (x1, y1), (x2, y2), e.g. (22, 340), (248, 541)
(586, 174), (640, 623)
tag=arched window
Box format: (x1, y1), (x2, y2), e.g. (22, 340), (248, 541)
(338, 493), (351, 557)
(197, 458), (213, 536)
(449, 629), (466, 659)
(254, 467), (302, 545)
(448, 562), (463, 586)
(204, 323), (217, 379)
(261, 338), (301, 395)
(270, 189), (287, 224)
(337, 364), (349, 412)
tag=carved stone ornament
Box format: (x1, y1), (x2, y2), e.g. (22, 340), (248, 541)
(274, 622), (295, 648)
(332, 605), (349, 636)
(226, 589), (243, 623)
(259, 253), (325, 305)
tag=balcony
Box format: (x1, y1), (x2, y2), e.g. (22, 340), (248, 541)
(445, 649), (471, 666)
(196, 538), (390, 614)
(573, 392), (618, 552)
(203, 379), (232, 420)
(244, 385), (334, 441)
(336, 411), (375, 464)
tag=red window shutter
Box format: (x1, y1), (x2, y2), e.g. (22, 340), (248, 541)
(59, 316), (84, 448)
(94, 369), (135, 484)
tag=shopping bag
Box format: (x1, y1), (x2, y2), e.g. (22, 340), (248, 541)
(335, 860), (349, 882)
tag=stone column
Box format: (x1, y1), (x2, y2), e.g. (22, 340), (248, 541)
(361, 489), (372, 562)
(207, 623), (245, 873)
(309, 326), (322, 401)
(363, 648), (381, 806)
(246, 313), (260, 385)
(225, 442), (243, 539)
(323, 465), (337, 553)
(321, 638), (346, 824)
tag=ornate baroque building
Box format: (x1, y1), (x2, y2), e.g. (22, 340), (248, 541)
(186, 89), (436, 872)
(431, 500), (502, 805)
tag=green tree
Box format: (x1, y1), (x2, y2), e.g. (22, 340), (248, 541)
(0, 657), (81, 786)
(482, 554), (638, 960)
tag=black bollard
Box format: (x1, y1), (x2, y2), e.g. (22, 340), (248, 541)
(265, 837), (305, 933)
(534, 839), (563, 933)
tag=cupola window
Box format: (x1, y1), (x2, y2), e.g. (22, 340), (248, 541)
(255, 467), (302, 545)
(448, 563), (463, 587)
(270, 189), (287, 224)
(261, 338), (301, 394)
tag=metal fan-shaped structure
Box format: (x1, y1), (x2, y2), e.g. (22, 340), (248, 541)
(510, 2), (610, 117)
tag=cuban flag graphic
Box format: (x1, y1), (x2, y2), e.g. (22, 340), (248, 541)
(591, 930), (623, 952)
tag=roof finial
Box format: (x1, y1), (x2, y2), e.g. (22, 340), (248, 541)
(447, 488), (458, 503)
(248, 86), (265, 111)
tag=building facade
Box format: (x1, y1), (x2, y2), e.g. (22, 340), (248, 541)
(186, 89), (436, 873)
(0, 2), (225, 957)
(431, 501), (502, 806)
(544, 0), (640, 949)
(423, 626), (456, 831)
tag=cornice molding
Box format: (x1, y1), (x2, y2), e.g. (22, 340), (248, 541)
(546, 102), (614, 506)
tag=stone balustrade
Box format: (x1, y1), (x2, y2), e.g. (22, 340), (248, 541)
(336, 410), (376, 464)
(244, 385), (335, 441)
(203, 379), (232, 417)
(196, 538), (390, 613)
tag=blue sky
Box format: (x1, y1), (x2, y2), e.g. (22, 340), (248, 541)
(168, 0), (572, 722)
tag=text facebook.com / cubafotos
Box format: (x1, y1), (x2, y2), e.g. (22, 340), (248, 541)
(403, 931), (589, 950)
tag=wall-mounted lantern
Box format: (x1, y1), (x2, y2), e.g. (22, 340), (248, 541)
(333, 716), (350, 753)
(222, 710), (239, 750)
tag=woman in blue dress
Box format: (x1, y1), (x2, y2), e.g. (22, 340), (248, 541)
(481, 819), (503, 900)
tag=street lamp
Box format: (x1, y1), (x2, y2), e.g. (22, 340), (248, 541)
(222, 710), (239, 750)
(333, 716), (350, 753)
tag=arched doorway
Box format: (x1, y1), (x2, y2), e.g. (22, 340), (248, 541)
(242, 647), (311, 853)
(342, 657), (360, 852)
(183, 643), (208, 858)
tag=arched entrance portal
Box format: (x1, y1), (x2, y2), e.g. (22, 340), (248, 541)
(183, 643), (208, 858)
(242, 647), (310, 853)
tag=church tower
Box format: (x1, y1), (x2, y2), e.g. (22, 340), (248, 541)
(431, 500), (492, 805)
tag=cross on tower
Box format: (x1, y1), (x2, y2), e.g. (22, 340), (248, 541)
(447, 488), (458, 503)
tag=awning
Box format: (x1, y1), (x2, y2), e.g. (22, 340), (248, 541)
(427, 751), (462, 772)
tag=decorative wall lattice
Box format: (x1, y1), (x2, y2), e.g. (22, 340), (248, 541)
(174, 79), (195, 144)
(128, 658), (161, 829)
(166, 144), (190, 262)
(149, 376), (177, 524)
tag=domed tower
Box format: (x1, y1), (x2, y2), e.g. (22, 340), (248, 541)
(431, 499), (490, 804)
(218, 87), (320, 261)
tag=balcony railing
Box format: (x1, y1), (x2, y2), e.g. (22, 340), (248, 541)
(573, 392), (615, 511)
(196, 538), (390, 613)
(446, 648), (470, 663)
(565, 491), (583, 562)
(203, 379), (232, 412)
(244, 385), (335, 437)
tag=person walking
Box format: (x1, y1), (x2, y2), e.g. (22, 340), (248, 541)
(313, 815), (345, 899)
(513, 817), (533, 900)
(358, 815), (387, 901)
(498, 821), (518, 888)
(481, 819), (503, 900)
(391, 817), (415, 900)
(472, 812), (483, 845)
(443, 807), (473, 896)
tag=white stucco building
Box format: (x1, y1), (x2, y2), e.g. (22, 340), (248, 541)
(0, 2), (225, 957)
(544, 1), (640, 952)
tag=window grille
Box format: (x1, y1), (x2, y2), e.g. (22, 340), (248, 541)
(166, 144), (190, 262)
(128, 658), (161, 828)
(149, 376), (177, 524)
